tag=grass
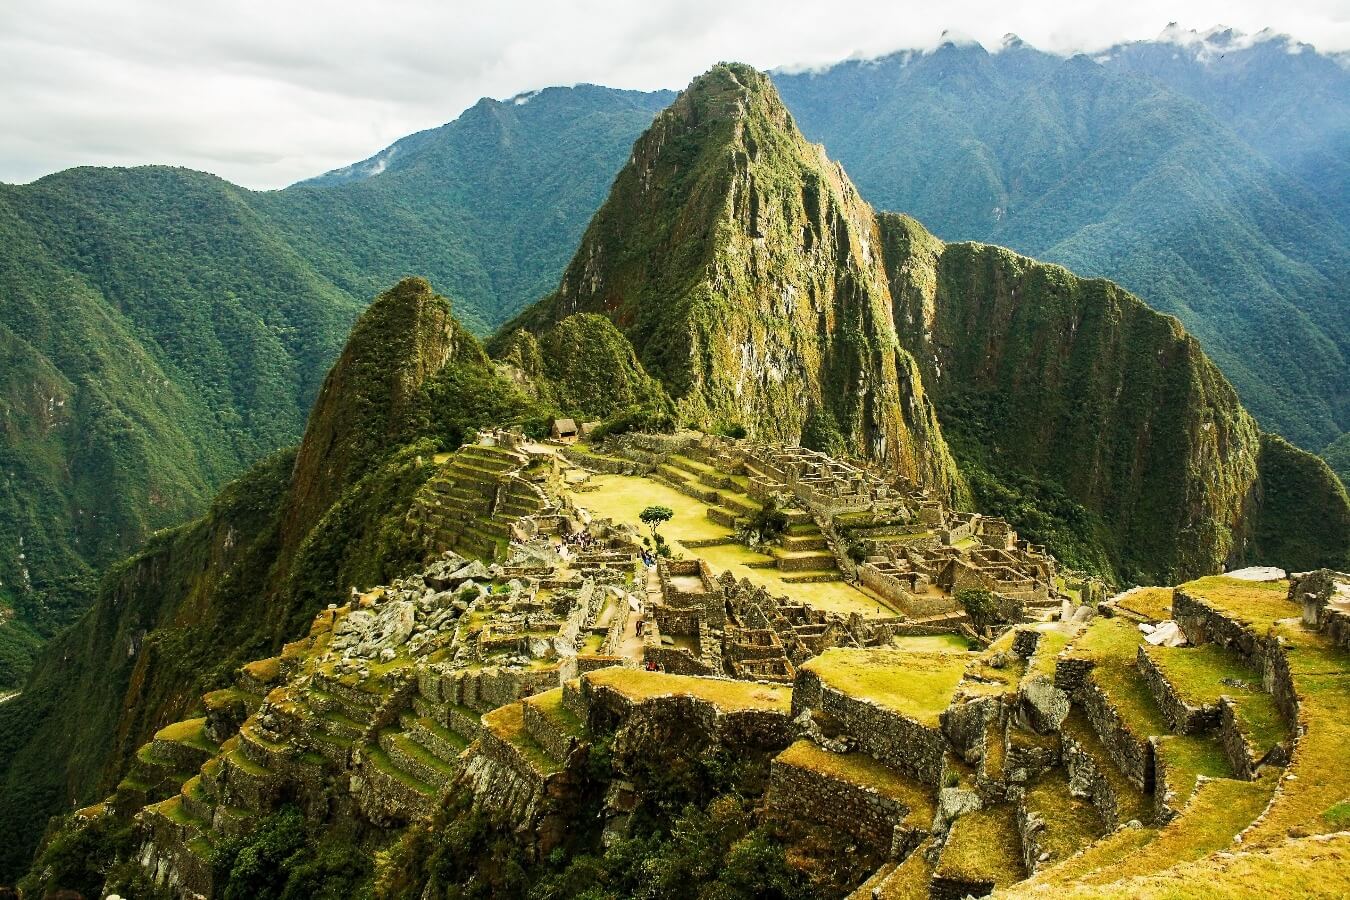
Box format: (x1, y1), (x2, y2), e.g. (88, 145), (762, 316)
(226, 747), (272, 778)
(776, 740), (936, 822)
(1023, 769), (1104, 866)
(935, 805), (1026, 887)
(1242, 623), (1350, 845)
(870, 839), (934, 899)
(366, 746), (435, 795)
(482, 703), (562, 775)
(386, 730), (458, 777)
(150, 795), (207, 829)
(242, 655), (282, 684)
(1026, 626), (1077, 680)
(1075, 774), (1280, 886)
(154, 717), (219, 754)
(135, 744), (180, 771)
(571, 474), (733, 542)
(803, 648), (970, 726)
(585, 667), (791, 713)
(574, 471), (898, 618)
(1154, 734), (1232, 805)
(1059, 710), (1150, 823)
(1052, 832), (1350, 899)
(1178, 576), (1294, 632)
(1144, 644), (1289, 751)
(525, 688), (586, 736)
(1019, 825), (1159, 890)
(1112, 587), (1174, 622)
(1068, 618), (1170, 737)
(890, 634), (973, 653)
(695, 541), (893, 618)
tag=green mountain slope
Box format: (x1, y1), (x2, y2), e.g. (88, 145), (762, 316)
(0, 168), (363, 688)
(502, 64), (961, 497)
(0, 86), (669, 687)
(881, 214), (1349, 582)
(0, 278), (565, 879)
(256, 85), (673, 336)
(772, 38), (1350, 453)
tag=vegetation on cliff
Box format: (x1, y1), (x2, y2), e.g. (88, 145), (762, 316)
(879, 212), (1350, 583)
(0, 279), (563, 880)
(502, 63), (962, 499)
(0, 86), (668, 687)
(773, 37), (1350, 452)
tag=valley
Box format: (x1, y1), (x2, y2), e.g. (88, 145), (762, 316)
(0, 45), (1347, 900)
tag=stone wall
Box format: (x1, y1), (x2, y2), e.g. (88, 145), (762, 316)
(792, 669), (947, 785)
(1136, 647), (1218, 734)
(1172, 589), (1271, 668)
(1077, 677), (1154, 791)
(582, 680), (794, 757)
(765, 751), (921, 858)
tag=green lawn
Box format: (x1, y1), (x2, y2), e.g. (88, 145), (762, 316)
(803, 648), (971, 726)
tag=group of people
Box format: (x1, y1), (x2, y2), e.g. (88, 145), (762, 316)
(554, 529), (602, 561)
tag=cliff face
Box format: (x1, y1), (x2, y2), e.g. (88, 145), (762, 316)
(281, 277), (467, 559)
(880, 213), (1350, 582)
(505, 64), (962, 498)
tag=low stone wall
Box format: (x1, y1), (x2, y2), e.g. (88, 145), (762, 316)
(792, 669), (947, 785)
(422, 666), (559, 714)
(582, 681), (794, 757)
(350, 752), (437, 826)
(766, 752), (921, 858)
(1136, 647), (1218, 734)
(139, 813), (213, 900)
(1172, 589), (1270, 668)
(1053, 656), (1094, 695)
(1062, 731), (1131, 829)
(1077, 676), (1153, 791)
(646, 646), (713, 676)
(653, 604), (702, 637)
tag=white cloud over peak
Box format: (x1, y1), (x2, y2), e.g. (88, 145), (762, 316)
(1, 0), (1346, 189)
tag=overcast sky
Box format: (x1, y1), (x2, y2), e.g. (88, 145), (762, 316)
(3, 0), (1348, 190)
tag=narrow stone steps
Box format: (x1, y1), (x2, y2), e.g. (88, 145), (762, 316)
(378, 728), (458, 789)
(398, 711), (469, 764)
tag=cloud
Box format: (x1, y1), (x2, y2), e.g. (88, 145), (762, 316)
(2, 0), (1347, 189)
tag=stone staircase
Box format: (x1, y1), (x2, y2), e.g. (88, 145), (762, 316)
(408, 444), (541, 562)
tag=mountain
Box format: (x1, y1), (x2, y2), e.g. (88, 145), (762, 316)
(0, 86), (670, 688)
(0, 277), (568, 879)
(0, 168), (363, 690)
(771, 30), (1350, 456)
(505, 64), (1348, 583)
(1, 62), (1347, 895)
(256, 84), (675, 336)
(499, 64), (962, 497)
(881, 214), (1349, 581)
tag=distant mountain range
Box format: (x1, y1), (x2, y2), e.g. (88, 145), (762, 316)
(1, 27), (1347, 687)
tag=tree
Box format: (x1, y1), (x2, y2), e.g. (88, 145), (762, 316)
(639, 505), (674, 540)
(956, 587), (1001, 635)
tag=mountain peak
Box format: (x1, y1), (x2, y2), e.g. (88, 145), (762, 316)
(501, 65), (962, 495)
